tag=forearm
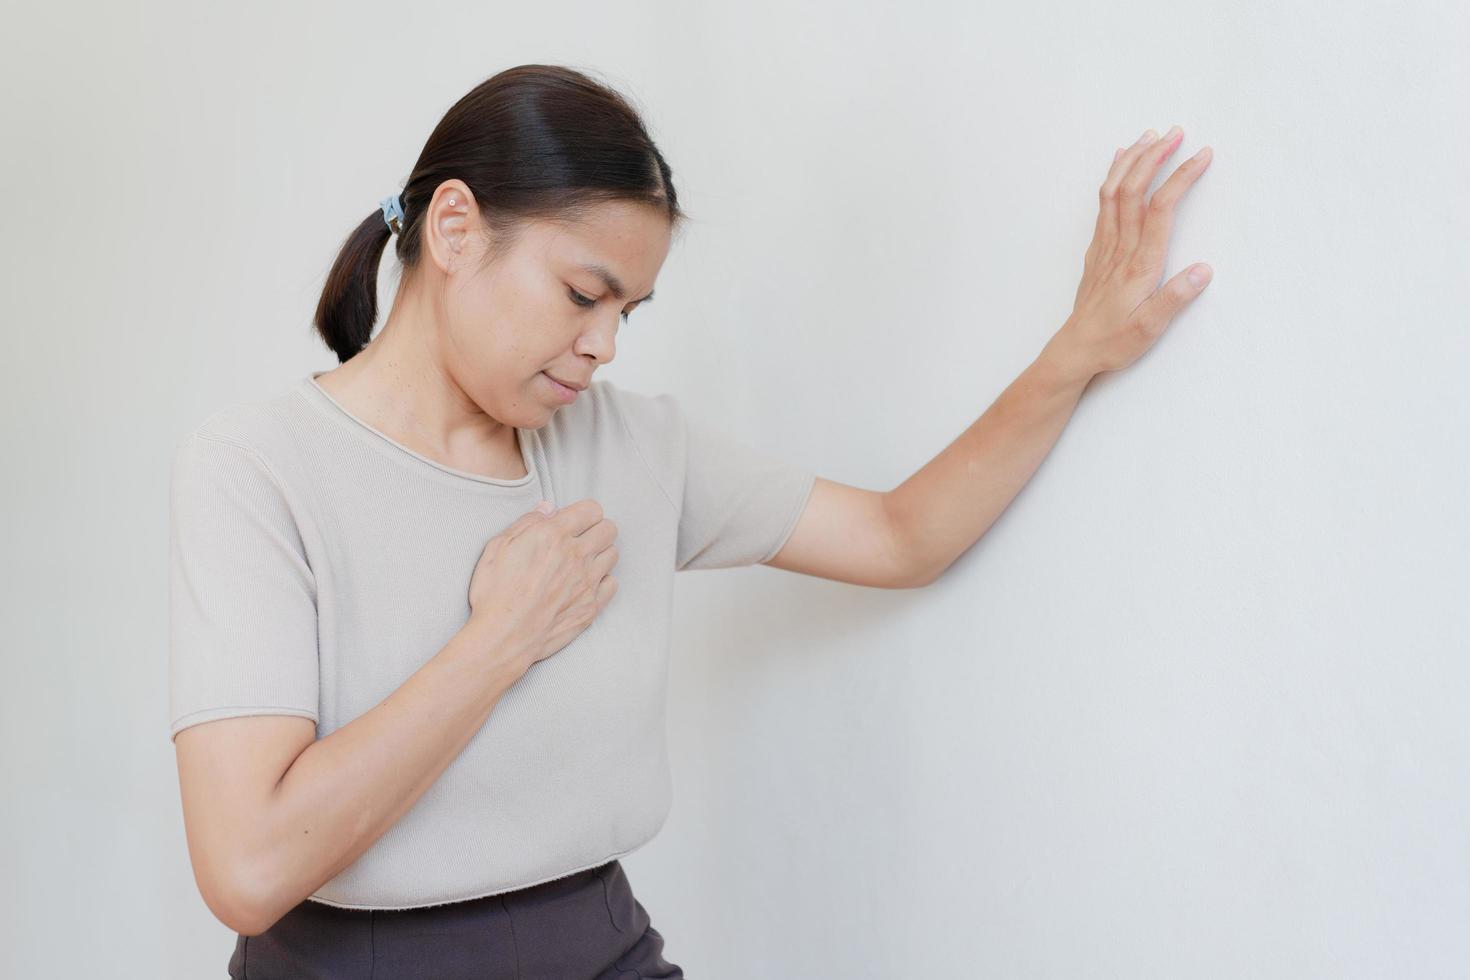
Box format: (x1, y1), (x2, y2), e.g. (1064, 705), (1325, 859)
(886, 331), (1096, 586)
(238, 619), (527, 933)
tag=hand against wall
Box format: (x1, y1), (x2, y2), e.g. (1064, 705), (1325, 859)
(1055, 125), (1214, 376)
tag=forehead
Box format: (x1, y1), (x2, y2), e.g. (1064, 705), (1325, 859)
(530, 201), (670, 293)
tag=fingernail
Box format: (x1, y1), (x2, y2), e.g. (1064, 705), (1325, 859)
(1137, 129), (1157, 145)
(1161, 125), (1181, 144)
(1188, 265), (1211, 286)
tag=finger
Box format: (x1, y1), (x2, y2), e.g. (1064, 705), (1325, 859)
(589, 541), (619, 578)
(1135, 145), (1212, 275)
(502, 500), (557, 538)
(1096, 129), (1162, 269)
(595, 574), (619, 612)
(1118, 126), (1183, 259)
(1083, 147), (1124, 274)
(559, 498), (607, 535)
(1139, 262), (1213, 327)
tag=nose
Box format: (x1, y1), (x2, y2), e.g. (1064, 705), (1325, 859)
(576, 315), (618, 367)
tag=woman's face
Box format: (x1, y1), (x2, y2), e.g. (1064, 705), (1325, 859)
(439, 197), (672, 426)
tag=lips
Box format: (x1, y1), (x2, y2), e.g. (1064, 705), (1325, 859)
(545, 373), (588, 391)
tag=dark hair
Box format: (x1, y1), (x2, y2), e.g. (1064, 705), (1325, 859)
(313, 64), (688, 364)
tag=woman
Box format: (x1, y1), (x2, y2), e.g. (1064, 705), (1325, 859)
(169, 64), (1211, 978)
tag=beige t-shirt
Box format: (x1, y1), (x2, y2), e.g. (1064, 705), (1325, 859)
(168, 371), (815, 910)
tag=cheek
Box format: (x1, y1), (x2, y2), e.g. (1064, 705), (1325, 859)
(445, 272), (572, 373)
(445, 281), (518, 355)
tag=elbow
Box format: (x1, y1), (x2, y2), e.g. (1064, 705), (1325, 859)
(200, 856), (287, 938)
(221, 878), (284, 938)
(906, 554), (950, 589)
(896, 560), (939, 590)
(199, 879), (262, 937)
(221, 903), (269, 939)
(883, 493), (940, 590)
(232, 911), (280, 939)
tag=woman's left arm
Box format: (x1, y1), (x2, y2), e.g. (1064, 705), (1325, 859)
(762, 341), (1092, 589)
(765, 125), (1214, 588)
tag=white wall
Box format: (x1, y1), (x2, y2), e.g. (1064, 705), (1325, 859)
(3, 2), (1466, 977)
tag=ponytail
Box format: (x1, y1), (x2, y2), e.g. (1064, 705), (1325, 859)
(312, 208), (396, 364)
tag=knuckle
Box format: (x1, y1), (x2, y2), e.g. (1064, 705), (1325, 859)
(1123, 254), (1154, 280)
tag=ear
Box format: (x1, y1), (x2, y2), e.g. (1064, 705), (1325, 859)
(422, 179), (475, 274)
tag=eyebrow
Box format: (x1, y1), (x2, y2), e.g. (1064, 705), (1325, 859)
(577, 262), (655, 305)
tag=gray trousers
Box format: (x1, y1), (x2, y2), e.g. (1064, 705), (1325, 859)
(228, 860), (684, 979)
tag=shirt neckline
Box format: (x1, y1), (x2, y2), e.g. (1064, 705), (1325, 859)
(297, 371), (539, 489)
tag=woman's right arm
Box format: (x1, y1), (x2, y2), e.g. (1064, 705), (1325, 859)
(174, 496), (619, 937)
(174, 616), (524, 937)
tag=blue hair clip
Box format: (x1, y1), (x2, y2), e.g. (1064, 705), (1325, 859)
(379, 193), (404, 235)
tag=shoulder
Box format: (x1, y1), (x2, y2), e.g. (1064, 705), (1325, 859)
(534, 376), (688, 456)
(191, 382), (301, 440)
(171, 382), (311, 487)
(589, 378), (686, 450)
(571, 378), (688, 512)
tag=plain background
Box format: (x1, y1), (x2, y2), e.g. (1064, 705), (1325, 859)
(3, 2), (1467, 977)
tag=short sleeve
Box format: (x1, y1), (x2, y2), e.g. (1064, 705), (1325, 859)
(610, 382), (816, 572)
(168, 431), (320, 742)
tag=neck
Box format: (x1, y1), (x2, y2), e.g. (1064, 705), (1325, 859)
(319, 276), (516, 459)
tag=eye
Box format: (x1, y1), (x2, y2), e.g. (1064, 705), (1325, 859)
(569, 286), (636, 322)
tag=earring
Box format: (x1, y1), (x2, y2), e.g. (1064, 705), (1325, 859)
(448, 197), (457, 206)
